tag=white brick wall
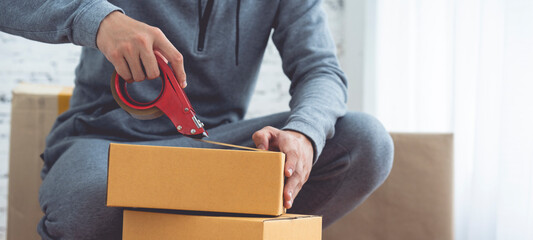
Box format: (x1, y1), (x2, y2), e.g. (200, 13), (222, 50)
(0, 1), (344, 238)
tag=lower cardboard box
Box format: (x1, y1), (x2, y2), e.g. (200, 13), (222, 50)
(122, 210), (322, 240)
(107, 143), (285, 216)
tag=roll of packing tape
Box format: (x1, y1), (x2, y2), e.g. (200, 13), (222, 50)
(110, 71), (164, 120)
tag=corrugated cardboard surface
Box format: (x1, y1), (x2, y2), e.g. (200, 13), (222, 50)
(7, 83), (72, 240)
(107, 143), (285, 216)
(122, 210), (322, 240)
(323, 133), (454, 240)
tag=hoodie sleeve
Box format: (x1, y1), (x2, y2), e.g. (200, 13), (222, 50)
(272, 0), (348, 162)
(0, 0), (122, 48)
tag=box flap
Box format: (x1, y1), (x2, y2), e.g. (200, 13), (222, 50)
(262, 214), (321, 222)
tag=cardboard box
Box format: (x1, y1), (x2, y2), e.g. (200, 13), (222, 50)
(324, 133), (454, 240)
(107, 143), (285, 216)
(8, 83), (72, 240)
(123, 210), (322, 240)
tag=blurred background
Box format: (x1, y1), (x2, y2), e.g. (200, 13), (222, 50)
(1, 0), (532, 239)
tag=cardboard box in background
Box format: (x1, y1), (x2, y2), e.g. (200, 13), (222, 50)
(123, 210), (322, 240)
(107, 143), (286, 216)
(323, 133), (454, 240)
(7, 83), (72, 240)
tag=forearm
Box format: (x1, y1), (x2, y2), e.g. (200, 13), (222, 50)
(0, 0), (121, 47)
(273, 0), (348, 160)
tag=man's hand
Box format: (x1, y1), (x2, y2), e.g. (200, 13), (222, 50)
(252, 127), (314, 209)
(96, 11), (187, 87)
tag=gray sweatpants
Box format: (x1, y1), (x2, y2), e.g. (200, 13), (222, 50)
(37, 111), (394, 239)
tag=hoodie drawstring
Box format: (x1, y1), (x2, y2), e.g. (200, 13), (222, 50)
(235, 0), (241, 66)
(197, 0), (214, 52)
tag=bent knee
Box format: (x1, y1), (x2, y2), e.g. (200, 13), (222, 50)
(38, 161), (120, 239)
(335, 112), (394, 188)
(38, 202), (123, 240)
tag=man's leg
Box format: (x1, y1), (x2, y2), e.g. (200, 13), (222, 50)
(37, 138), (122, 239)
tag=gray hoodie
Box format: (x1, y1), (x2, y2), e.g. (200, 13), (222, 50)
(0, 0), (347, 166)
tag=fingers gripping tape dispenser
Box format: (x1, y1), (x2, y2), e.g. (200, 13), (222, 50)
(110, 54), (208, 139)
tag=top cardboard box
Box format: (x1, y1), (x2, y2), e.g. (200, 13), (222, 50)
(107, 143), (285, 216)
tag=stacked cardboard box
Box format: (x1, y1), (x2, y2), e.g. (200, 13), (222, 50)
(107, 143), (322, 239)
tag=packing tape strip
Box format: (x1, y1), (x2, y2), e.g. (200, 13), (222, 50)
(197, 139), (264, 152)
(57, 86), (73, 115)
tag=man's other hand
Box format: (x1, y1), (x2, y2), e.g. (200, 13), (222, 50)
(252, 126), (314, 209)
(96, 11), (187, 87)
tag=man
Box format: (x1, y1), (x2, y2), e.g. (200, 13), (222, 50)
(1, 0), (393, 239)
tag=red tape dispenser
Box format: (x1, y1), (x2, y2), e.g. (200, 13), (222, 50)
(110, 53), (208, 138)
